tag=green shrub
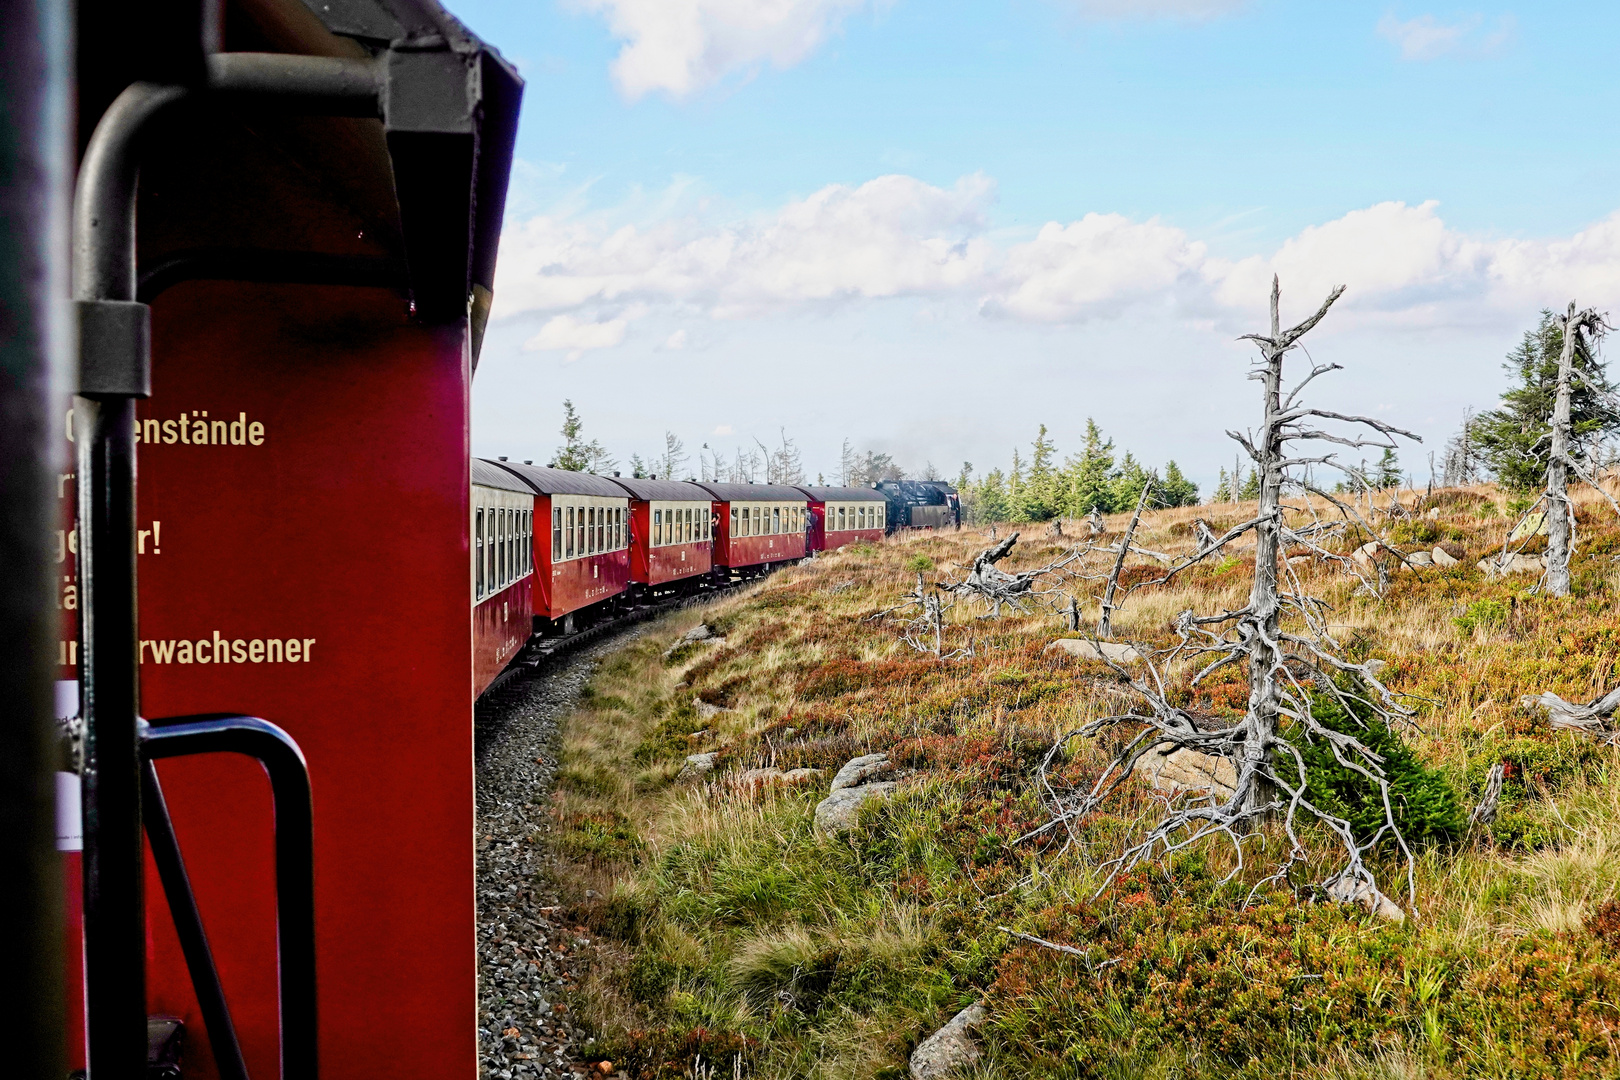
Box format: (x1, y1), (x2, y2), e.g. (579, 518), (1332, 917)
(1455, 598), (1510, 635)
(1299, 691), (1465, 850)
(903, 554), (936, 573)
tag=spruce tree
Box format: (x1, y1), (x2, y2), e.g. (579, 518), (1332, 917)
(1017, 425), (1059, 520)
(1212, 467), (1233, 503)
(555, 399), (608, 472)
(1065, 418), (1117, 516)
(1108, 452), (1153, 510)
(1157, 460), (1200, 507)
(1375, 448), (1402, 489)
(1471, 310), (1620, 491)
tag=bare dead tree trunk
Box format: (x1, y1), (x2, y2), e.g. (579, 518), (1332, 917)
(1098, 481), (1152, 639)
(1547, 304), (1579, 596)
(1235, 278), (1294, 818)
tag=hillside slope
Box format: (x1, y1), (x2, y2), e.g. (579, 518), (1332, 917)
(545, 486), (1620, 1080)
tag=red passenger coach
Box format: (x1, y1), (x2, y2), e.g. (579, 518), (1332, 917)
(696, 482), (810, 572)
(796, 485), (888, 551)
(489, 461), (632, 630)
(472, 460), (536, 697)
(57, 2), (523, 1079)
(609, 477), (715, 592)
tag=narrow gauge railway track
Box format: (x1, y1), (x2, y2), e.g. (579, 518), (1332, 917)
(475, 570), (774, 761)
(472, 567), (788, 1079)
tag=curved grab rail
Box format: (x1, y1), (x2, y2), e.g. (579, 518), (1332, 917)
(142, 715), (316, 1080)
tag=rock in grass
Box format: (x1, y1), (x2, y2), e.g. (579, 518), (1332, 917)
(738, 767), (784, 787)
(677, 751), (719, 781)
(781, 768), (824, 785)
(1132, 743), (1237, 799)
(1044, 638), (1142, 663)
(814, 782), (898, 833)
(1478, 552), (1544, 579)
(830, 753), (891, 792)
(663, 624), (723, 659)
(1432, 545), (1460, 567)
(909, 1002), (987, 1080)
(1326, 875), (1406, 923)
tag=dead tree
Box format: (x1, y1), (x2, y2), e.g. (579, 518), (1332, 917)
(939, 533), (1081, 616)
(1546, 303), (1612, 596)
(1522, 684), (1620, 743)
(1086, 506), (1105, 536)
(1026, 276), (1423, 916)
(1098, 481), (1152, 639)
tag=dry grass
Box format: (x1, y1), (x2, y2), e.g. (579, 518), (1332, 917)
(542, 484), (1620, 1079)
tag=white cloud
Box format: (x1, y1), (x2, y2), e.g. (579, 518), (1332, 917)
(523, 313), (631, 360)
(496, 173), (995, 320)
(495, 175), (1620, 343)
(1376, 12), (1514, 61)
(1066, 0), (1246, 20)
(713, 424), (734, 435)
(575, 0), (869, 100)
(986, 214), (1207, 321)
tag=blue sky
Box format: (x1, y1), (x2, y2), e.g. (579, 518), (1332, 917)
(462, 0), (1620, 491)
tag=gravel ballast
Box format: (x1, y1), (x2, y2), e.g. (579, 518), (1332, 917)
(476, 634), (640, 1080)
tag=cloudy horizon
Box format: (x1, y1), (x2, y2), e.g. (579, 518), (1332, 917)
(460, 0), (1620, 495)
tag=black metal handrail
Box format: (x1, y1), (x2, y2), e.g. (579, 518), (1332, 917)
(141, 715), (316, 1080)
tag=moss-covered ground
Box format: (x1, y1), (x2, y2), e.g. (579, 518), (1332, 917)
(543, 485), (1620, 1079)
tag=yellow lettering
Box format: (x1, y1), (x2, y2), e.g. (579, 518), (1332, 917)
(63, 583), (76, 610)
(151, 640), (174, 663)
(266, 639), (283, 663)
(196, 638), (211, 663)
(249, 639), (264, 663)
(162, 419), (178, 444)
(285, 639), (302, 663)
(191, 420), (207, 444)
(210, 420), (226, 445)
(230, 413), (247, 445)
(65, 408), (74, 443)
(231, 639), (247, 663)
(177, 639), (193, 664)
(248, 421), (264, 445)
(142, 419), (159, 444)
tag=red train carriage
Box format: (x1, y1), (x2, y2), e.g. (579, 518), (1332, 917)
(695, 482), (809, 573)
(54, 1), (523, 1078)
(609, 477), (715, 593)
(488, 461), (632, 630)
(472, 460), (536, 697)
(796, 485), (888, 551)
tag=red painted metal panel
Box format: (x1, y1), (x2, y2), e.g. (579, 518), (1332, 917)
(648, 542), (712, 584)
(531, 493), (632, 620)
(474, 577), (531, 698)
(546, 550), (630, 617)
(713, 497), (807, 569)
(129, 282), (474, 1080)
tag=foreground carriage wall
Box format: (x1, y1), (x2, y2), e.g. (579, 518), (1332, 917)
(56, 0), (522, 1074)
(133, 284), (473, 1080)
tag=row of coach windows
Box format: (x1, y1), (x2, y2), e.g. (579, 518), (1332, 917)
(552, 502), (626, 561)
(653, 506), (712, 547)
(729, 503), (803, 537)
(831, 503), (885, 531)
(475, 504), (532, 601)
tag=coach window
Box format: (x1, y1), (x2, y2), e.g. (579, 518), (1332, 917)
(597, 507), (605, 552)
(565, 506), (574, 558)
(475, 508), (485, 599)
(522, 511), (530, 574)
(487, 513), (496, 586)
(553, 506), (562, 561)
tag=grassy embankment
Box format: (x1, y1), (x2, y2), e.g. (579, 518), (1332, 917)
(544, 485), (1620, 1080)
